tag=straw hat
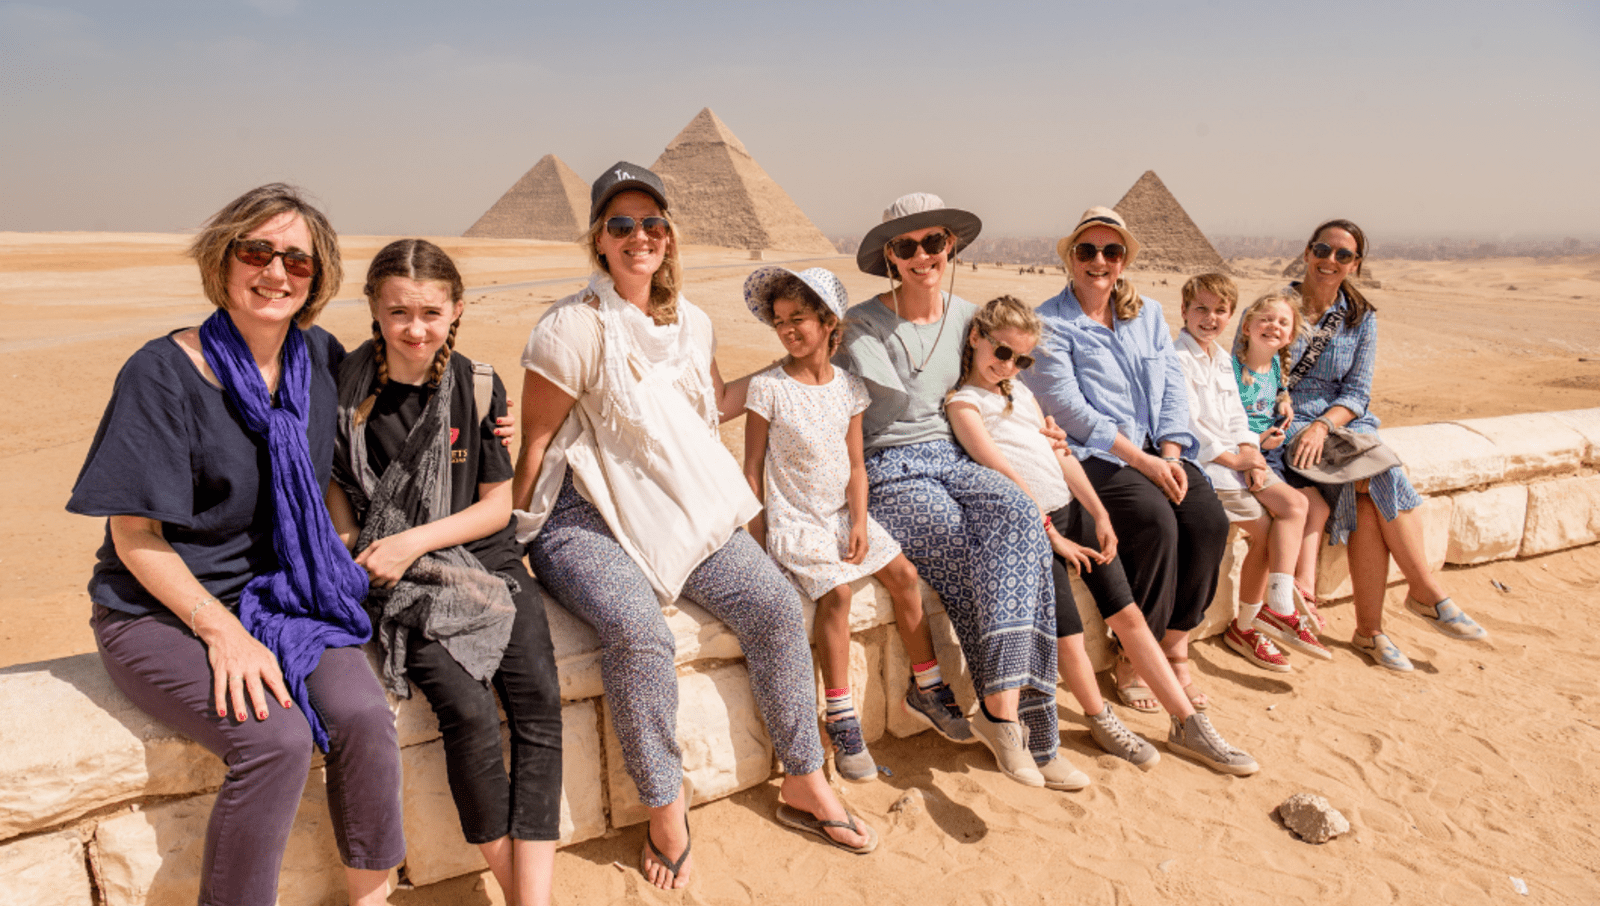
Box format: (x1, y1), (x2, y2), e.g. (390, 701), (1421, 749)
(1056, 206), (1142, 268)
(857, 193), (982, 278)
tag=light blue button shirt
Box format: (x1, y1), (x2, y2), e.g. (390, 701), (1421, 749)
(1021, 285), (1196, 466)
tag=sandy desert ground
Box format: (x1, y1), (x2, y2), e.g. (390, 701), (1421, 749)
(4, 233), (1599, 904)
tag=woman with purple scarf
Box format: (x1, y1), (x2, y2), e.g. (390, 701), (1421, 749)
(67, 184), (405, 906)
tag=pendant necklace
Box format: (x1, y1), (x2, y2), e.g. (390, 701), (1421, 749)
(890, 285), (949, 376)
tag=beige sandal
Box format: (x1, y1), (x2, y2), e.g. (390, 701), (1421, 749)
(1167, 654), (1208, 711)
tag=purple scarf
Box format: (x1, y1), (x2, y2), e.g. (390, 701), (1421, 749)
(200, 310), (371, 751)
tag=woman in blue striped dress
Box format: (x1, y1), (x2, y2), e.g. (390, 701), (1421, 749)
(1283, 219), (1489, 671)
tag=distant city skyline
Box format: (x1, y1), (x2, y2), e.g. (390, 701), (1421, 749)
(3, 2), (1597, 242)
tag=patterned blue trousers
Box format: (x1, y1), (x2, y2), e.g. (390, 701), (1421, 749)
(527, 474), (823, 807)
(865, 440), (1060, 761)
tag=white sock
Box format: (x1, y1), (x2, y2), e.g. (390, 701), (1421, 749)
(1267, 573), (1296, 616)
(1237, 601), (1263, 629)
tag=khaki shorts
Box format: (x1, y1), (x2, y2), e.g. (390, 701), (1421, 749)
(1217, 488), (1265, 523)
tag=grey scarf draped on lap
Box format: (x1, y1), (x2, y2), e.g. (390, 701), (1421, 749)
(335, 342), (516, 697)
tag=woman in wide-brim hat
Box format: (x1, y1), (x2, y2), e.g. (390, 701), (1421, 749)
(1275, 218), (1487, 671)
(835, 192), (1088, 791)
(1021, 206), (1259, 775)
(512, 162), (876, 891)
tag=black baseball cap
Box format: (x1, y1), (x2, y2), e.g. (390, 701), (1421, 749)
(589, 161), (669, 224)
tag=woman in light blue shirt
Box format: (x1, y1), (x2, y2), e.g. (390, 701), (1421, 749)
(1281, 219), (1488, 671)
(1024, 208), (1233, 721)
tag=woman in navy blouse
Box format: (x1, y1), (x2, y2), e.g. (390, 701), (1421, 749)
(1282, 219), (1488, 671)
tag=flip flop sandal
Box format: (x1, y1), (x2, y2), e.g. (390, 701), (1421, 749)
(775, 803), (879, 855)
(640, 782), (693, 887)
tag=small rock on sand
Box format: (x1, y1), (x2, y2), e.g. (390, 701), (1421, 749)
(1277, 792), (1351, 844)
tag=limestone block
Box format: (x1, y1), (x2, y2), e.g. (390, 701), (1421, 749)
(603, 663), (774, 828)
(1549, 407), (1600, 465)
(883, 610), (971, 738)
(663, 599), (746, 666)
(545, 593), (603, 702)
(557, 700), (608, 846)
(0, 829), (92, 906)
(93, 773), (352, 906)
(1454, 413), (1587, 480)
(795, 576), (906, 640)
(0, 653), (225, 840)
(399, 739), (485, 887)
(1380, 423), (1503, 493)
(1445, 486), (1528, 565)
(1521, 475), (1600, 556)
(1315, 495), (1452, 601)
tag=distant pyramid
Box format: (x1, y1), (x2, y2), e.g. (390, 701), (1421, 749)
(1112, 171), (1228, 273)
(650, 108), (836, 254)
(465, 153), (589, 240)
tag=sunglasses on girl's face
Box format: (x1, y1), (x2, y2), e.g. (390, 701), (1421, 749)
(980, 329), (1035, 369)
(1071, 242), (1126, 264)
(604, 215), (670, 240)
(886, 231), (951, 260)
(1310, 242), (1358, 265)
(231, 239), (316, 278)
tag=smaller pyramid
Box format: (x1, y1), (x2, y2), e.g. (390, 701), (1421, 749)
(651, 108), (836, 254)
(1112, 171), (1228, 274)
(465, 154), (589, 240)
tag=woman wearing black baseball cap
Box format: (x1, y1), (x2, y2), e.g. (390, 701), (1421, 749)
(513, 162), (877, 891)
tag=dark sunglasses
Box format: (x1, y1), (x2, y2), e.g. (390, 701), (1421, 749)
(980, 329), (1035, 369)
(1071, 242), (1126, 264)
(231, 239), (316, 278)
(1310, 242), (1358, 265)
(886, 231), (952, 260)
(604, 215), (670, 240)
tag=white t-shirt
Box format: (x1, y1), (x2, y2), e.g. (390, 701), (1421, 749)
(948, 382), (1073, 514)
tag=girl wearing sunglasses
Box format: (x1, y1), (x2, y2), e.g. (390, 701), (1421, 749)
(513, 162), (876, 890)
(67, 184), (405, 906)
(949, 296), (1257, 775)
(1276, 219), (1486, 670)
(1023, 208), (1251, 765)
(836, 194), (1076, 790)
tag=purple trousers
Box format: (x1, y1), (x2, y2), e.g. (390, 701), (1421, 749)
(93, 605), (405, 906)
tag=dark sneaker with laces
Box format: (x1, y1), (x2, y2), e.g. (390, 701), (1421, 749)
(1087, 703), (1160, 770)
(903, 681), (975, 744)
(824, 716), (877, 782)
(1167, 713), (1259, 776)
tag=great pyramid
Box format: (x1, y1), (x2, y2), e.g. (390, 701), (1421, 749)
(465, 153), (589, 241)
(650, 108), (835, 255)
(1112, 171), (1228, 273)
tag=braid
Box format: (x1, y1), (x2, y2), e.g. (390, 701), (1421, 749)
(998, 377), (1014, 415)
(354, 320), (387, 425)
(426, 318), (458, 387)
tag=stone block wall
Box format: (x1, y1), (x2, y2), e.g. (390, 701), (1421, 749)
(3, 407), (1597, 905)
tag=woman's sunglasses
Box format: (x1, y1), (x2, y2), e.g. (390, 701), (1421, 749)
(605, 215), (670, 240)
(1071, 242), (1126, 264)
(886, 231), (952, 260)
(1310, 242), (1358, 265)
(231, 239), (316, 278)
(980, 329), (1035, 369)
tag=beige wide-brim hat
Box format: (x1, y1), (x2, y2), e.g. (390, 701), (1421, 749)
(1056, 206), (1142, 268)
(857, 193), (982, 278)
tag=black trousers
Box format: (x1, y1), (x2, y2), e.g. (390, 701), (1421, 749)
(405, 558), (564, 843)
(1080, 457), (1229, 636)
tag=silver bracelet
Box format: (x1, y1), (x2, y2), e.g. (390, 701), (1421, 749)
(189, 596), (219, 627)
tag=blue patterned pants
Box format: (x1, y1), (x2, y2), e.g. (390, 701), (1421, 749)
(865, 440), (1059, 761)
(527, 474), (823, 807)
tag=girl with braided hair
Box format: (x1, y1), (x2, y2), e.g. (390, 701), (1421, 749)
(326, 239), (563, 906)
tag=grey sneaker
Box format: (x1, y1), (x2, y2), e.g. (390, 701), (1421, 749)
(824, 716), (877, 783)
(1087, 704), (1160, 771)
(1167, 713), (1259, 776)
(970, 710), (1045, 787)
(904, 681), (975, 744)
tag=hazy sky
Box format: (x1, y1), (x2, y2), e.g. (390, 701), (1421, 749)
(3, 1), (1597, 242)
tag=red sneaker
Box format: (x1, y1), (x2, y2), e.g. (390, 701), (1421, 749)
(1224, 623), (1292, 673)
(1255, 608), (1333, 660)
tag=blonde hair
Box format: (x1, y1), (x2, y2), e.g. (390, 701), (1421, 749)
(1181, 272), (1238, 313)
(355, 239), (465, 424)
(583, 195), (683, 325)
(187, 183), (343, 328)
(953, 295), (1042, 414)
(1232, 288), (1306, 385)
